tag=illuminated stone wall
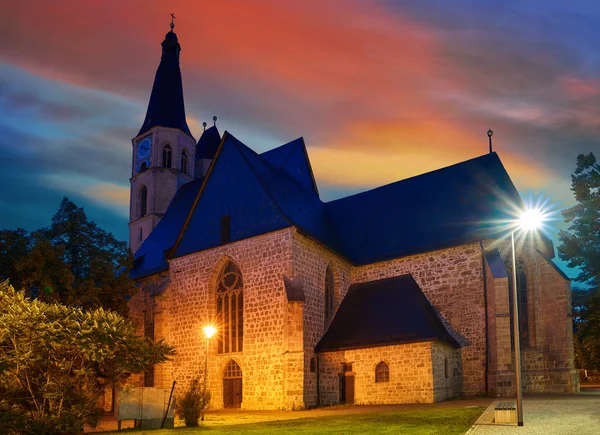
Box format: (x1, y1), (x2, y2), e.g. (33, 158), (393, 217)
(127, 228), (576, 410)
(485, 243), (578, 395)
(319, 341), (460, 405)
(351, 242), (487, 396)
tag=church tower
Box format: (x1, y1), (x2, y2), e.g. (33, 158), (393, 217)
(129, 18), (195, 253)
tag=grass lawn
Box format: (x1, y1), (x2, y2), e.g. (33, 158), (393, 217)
(106, 406), (484, 435)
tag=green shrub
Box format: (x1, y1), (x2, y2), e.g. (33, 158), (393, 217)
(175, 379), (211, 427)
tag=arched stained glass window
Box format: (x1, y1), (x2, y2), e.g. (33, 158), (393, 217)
(181, 149), (188, 174)
(375, 361), (389, 383)
(324, 266), (334, 323)
(139, 185), (147, 217)
(162, 145), (172, 168)
(217, 261), (243, 354)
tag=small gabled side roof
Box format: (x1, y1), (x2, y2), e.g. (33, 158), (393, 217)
(315, 274), (460, 352)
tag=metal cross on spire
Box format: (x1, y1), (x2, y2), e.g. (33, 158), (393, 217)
(170, 13), (176, 31)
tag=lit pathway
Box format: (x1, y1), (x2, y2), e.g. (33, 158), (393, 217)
(466, 387), (600, 435)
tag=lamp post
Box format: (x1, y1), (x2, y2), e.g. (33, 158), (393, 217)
(202, 325), (216, 420)
(511, 208), (544, 427)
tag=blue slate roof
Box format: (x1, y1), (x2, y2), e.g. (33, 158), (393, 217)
(131, 177), (203, 279)
(324, 152), (523, 264)
(196, 126), (221, 160)
(315, 274), (460, 352)
(137, 31), (193, 138)
(132, 131), (532, 279)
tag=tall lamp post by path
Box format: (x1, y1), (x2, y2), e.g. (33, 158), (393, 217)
(202, 325), (216, 421)
(511, 208), (545, 427)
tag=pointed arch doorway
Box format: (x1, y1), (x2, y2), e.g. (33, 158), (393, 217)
(223, 360), (242, 408)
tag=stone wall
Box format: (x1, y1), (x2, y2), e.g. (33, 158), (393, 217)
(484, 242), (579, 395)
(291, 231), (352, 407)
(431, 341), (462, 401)
(351, 243), (487, 396)
(149, 228), (295, 410)
(319, 342), (454, 405)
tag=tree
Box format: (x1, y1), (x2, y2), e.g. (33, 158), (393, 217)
(0, 197), (136, 315)
(559, 153), (600, 369)
(558, 153), (600, 286)
(0, 281), (175, 434)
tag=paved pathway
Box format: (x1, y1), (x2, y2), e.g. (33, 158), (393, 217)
(466, 386), (600, 435)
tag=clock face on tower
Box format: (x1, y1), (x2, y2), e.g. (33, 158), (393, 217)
(137, 136), (152, 159)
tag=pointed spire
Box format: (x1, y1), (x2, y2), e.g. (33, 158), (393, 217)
(137, 15), (193, 138)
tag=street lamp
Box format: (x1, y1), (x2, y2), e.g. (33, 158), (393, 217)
(511, 208), (544, 427)
(202, 325), (216, 420)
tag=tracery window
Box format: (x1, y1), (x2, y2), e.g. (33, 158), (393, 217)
(217, 261), (243, 354)
(324, 266), (334, 323)
(375, 361), (389, 383)
(181, 150), (188, 174)
(139, 185), (147, 217)
(162, 145), (172, 168)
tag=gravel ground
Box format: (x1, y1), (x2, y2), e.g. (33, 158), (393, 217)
(466, 386), (600, 435)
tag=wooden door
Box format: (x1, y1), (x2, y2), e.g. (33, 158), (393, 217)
(223, 378), (242, 408)
(345, 375), (355, 405)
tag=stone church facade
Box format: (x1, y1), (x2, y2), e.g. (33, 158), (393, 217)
(127, 25), (578, 410)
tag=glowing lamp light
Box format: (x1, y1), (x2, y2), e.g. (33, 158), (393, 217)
(203, 325), (217, 339)
(518, 208), (544, 232)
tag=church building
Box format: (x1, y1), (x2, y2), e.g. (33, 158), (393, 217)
(128, 23), (578, 410)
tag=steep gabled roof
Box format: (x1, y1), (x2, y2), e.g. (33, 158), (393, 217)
(133, 133), (532, 279)
(315, 274), (460, 352)
(324, 153), (523, 264)
(171, 133), (295, 259)
(131, 177), (203, 279)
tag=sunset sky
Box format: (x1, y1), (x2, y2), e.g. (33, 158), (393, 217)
(2, 1), (599, 277)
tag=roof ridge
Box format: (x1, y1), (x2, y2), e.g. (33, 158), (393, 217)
(326, 152), (501, 205)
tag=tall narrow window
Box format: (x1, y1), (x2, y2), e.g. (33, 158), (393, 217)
(220, 215), (231, 243)
(375, 361), (389, 383)
(216, 261), (243, 354)
(517, 265), (529, 341)
(139, 185), (147, 217)
(138, 227), (143, 242)
(508, 259), (529, 346)
(181, 150), (188, 174)
(324, 266), (334, 323)
(162, 145), (172, 168)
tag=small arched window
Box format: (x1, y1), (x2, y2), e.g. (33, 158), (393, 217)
(139, 185), (147, 217)
(375, 361), (389, 383)
(310, 357), (316, 373)
(180, 150), (188, 174)
(217, 261), (243, 354)
(324, 266), (334, 323)
(162, 145), (172, 168)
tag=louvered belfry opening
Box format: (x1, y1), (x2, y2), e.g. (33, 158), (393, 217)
(216, 261), (243, 354)
(223, 360), (242, 409)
